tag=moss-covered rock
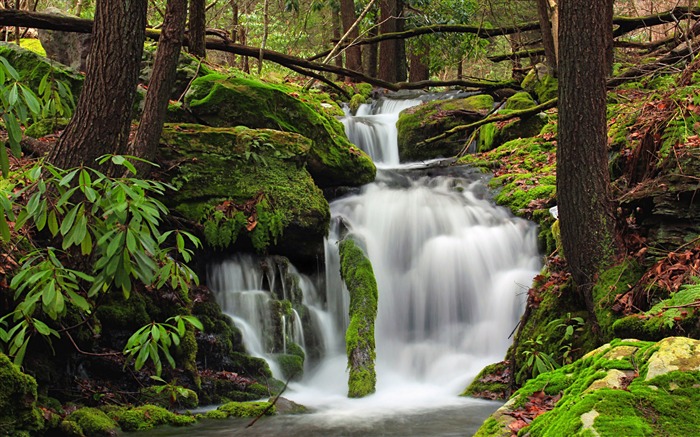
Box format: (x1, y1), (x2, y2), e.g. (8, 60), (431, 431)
(521, 65), (558, 102)
(24, 117), (70, 138)
(476, 94), (546, 153)
(182, 74), (375, 187)
(113, 405), (196, 432)
(475, 338), (700, 436)
(140, 44), (215, 101)
(205, 401), (274, 419)
(339, 238), (378, 398)
(63, 407), (118, 436)
(159, 124), (330, 257)
(396, 94), (494, 161)
(0, 42), (83, 99)
(461, 361), (512, 400)
(139, 384), (199, 410)
(0, 353), (44, 436)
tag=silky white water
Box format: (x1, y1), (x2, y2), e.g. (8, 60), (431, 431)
(203, 95), (541, 434)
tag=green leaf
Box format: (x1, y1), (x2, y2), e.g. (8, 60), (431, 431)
(0, 144), (9, 177)
(151, 324), (160, 342)
(20, 85), (41, 115)
(47, 210), (59, 236)
(7, 82), (18, 105)
(80, 231), (93, 256)
(0, 213), (9, 241)
(0, 57), (20, 81)
(60, 203), (81, 236)
(58, 168), (80, 187)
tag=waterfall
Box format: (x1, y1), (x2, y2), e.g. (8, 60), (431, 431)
(340, 98), (422, 166)
(207, 94), (541, 419)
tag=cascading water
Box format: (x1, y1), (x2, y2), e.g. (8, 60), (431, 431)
(199, 95), (541, 436)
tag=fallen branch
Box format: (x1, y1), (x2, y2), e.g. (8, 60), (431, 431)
(420, 98), (558, 146)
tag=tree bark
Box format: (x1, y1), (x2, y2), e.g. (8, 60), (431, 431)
(340, 0), (362, 74)
(536, 0), (557, 75)
(47, 0), (147, 171)
(558, 0), (618, 326)
(408, 43), (429, 82)
(188, 0), (206, 58)
(378, 0), (398, 82)
(363, 18), (378, 77)
(130, 0), (187, 170)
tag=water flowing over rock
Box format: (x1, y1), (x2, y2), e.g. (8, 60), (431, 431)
(207, 96), (541, 424)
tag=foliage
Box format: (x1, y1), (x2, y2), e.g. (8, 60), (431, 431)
(145, 376), (198, 408)
(519, 334), (560, 379)
(0, 55), (74, 177)
(0, 157), (202, 368)
(123, 315), (203, 376)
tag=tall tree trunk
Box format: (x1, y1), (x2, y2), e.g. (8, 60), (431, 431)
(333, 11), (343, 79)
(228, 0), (238, 67)
(363, 20), (378, 77)
(340, 0), (362, 74)
(395, 0), (406, 82)
(557, 0), (617, 328)
(408, 43), (429, 82)
(188, 0), (206, 58)
(130, 0), (187, 169)
(378, 0), (398, 82)
(48, 0), (147, 171)
(536, 0), (557, 75)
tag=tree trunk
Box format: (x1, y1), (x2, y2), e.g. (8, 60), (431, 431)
(130, 0), (187, 170)
(408, 43), (429, 82)
(332, 11), (343, 79)
(395, 0), (406, 82)
(340, 0), (362, 74)
(228, 0), (238, 67)
(557, 0), (617, 327)
(536, 0), (557, 75)
(362, 6), (378, 77)
(378, 0), (398, 82)
(48, 0), (147, 171)
(188, 0), (206, 58)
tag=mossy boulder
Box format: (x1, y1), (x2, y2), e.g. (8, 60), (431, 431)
(182, 74), (375, 187)
(475, 338), (700, 436)
(0, 42), (83, 98)
(521, 65), (558, 102)
(159, 124), (330, 257)
(62, 407), (118, 436)
(25, 117), (70, 138)
(461, 361), (512, 400)
(139, 385), (199, 410)
(204, 401), (275, 419)
(476, 94), (546, 153)
(0, 353), (44, 436)
(113, 405), (196, 432)
(396, 94), (494, 161)
(140, 44), (215, 101)
(339, 238), (378, 398)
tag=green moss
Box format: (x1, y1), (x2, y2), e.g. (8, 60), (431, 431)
(504, 92), (537, 110)
(159, 124), (330, 256)
(591, 260), (645, 340)
(397, 94), (494, 161)
(613, 281), (700, 340)
(0, 353), (44, 435)
(140, 384), (199, 410)
(339, 238), (378, 398)
(349, 93), (366, 113)
(184, 74), (375, 187)
(24, 117), (70, 138)
(207, 401), (274, 418)
(461, 361), (510, 399)
(19, 38), (46, 57)
(64, 408), (117, 436)
(113, 405), (195, 431)
(277, 353), (304, 381)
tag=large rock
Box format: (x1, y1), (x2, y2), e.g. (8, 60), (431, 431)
(476, 92), (546, 153)
(182, 74), (375, 188)
(37, 8), (91, 71)
(396, 94), (494, 161)
(0, 353), (44, 436)
(159, 124), (330, 257)
(475, 338), (700, 436)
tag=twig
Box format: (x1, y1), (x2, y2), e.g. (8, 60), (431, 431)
(246, 371), (295, 427)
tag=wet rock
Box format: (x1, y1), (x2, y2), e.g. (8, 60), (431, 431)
(37, 8), (91, 71)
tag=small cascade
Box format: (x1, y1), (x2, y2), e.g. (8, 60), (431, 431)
(340, 98), (422, 166)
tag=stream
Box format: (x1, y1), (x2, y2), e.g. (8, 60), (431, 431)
(142, 94), (541, 436)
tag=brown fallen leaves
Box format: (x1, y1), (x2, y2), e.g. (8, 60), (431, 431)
(505, 390), (562, 434)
